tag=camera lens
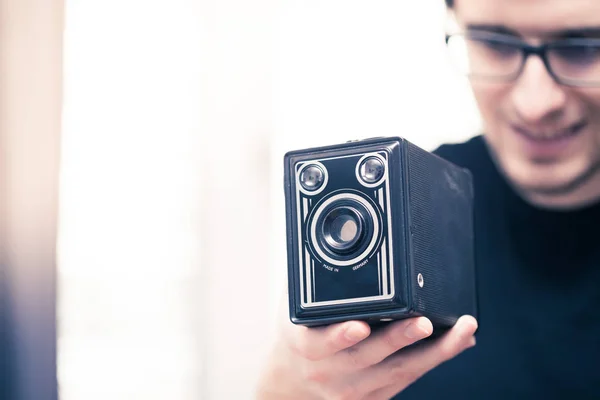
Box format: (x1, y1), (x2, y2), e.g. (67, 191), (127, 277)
(322, 207), (364, 254)
(309, 193), (381, 267)
(330, 215), (358, 243)
(300, 164), (325, 191)
(359, 156), (385, 184)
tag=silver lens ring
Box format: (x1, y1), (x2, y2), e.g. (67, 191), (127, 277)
(355, 153), (387, 188)
(297, 161), (328, 196)
(309, 192), (380, 267)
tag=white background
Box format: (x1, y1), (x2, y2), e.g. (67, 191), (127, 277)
(57, 0), (481, 399)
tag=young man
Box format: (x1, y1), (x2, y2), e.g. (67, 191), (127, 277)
(257, 0), (600, 398)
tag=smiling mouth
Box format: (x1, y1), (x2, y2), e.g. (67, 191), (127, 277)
(512, 121), (587, 142)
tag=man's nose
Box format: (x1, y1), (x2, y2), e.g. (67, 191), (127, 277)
(510, 56), (567, 123)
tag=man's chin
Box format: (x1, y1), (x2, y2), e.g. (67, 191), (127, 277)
(518, 180), (582, 197)
(510, 168), (583, 196)
(484, 138), (600, 206)
(506, 160), (600, 207)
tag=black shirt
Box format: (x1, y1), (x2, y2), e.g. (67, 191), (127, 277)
(397, 135), (600, 399)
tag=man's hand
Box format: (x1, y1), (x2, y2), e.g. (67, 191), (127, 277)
(256, 310), (477, 400)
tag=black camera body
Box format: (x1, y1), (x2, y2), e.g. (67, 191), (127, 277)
(283, 136), (477, 328)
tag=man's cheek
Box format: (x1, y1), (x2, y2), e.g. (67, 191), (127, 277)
(472, 88), (507, 129)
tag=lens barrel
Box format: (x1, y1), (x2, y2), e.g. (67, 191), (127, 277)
(311, 196), (378, 265)
(321, 206), (364, 254)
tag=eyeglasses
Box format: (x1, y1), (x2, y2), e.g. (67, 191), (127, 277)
(445, 30), (600, 87)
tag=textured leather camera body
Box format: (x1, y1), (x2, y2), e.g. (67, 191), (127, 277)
(284, 137), (477, 328)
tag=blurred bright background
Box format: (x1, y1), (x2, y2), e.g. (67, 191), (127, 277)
(55, 0), (481, 399)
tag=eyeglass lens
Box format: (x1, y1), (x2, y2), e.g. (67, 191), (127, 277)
(447, 33), (600, 86)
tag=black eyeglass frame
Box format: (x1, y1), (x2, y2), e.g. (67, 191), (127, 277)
(445, 31), (600, 88)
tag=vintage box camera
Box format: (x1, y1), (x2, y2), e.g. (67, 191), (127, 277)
(283, 136), (477, 328)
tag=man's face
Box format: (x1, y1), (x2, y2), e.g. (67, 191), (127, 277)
(453, 0), (600, 207)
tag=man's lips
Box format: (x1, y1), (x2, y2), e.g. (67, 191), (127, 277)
(511, 121), (587, 142)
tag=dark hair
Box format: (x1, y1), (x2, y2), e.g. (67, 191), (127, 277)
(446, 0), (453, 7)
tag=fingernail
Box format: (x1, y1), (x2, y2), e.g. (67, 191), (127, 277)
(345, 325), (368, 342)
(467, 336), (476, 348)
(460, 315), (478, 332)
(404, 318), (431, 339)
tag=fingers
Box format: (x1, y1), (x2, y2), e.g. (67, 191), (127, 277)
(409, 315), (478, 374)
(286, 320), (372, 361)
(330, 317), (433, 371)
(361, 315), (478, 398)
(280, 314), (477, 400)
